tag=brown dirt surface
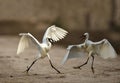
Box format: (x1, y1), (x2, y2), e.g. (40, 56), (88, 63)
(0, 36), (120, 83)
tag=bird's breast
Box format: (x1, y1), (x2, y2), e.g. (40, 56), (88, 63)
(86, 45), (93, 52)
(41, 44), (51, 53)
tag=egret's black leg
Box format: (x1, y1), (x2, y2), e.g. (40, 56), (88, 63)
(73, 57), (89, 69)
(47, 54), (61, 74)
(49, 59), (61, 74)
(91, 55), (95, 74)
(25, 59), (38, 73)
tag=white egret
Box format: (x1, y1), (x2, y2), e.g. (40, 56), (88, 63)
(17, 25), (68, 73)
(62, 33), (117, 73)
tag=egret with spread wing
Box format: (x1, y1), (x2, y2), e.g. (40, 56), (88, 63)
(62, 33), (117, 73)
(17, 25), (68, 73)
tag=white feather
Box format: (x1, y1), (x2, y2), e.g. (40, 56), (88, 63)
(42, 25), (68, 42)
(99, 39), (117, 59)
(17, 35), (29, 55)
(17, 33), (41, 55)
(16, 26), (68, 73)
(62, 44), (87, 64)
(62, 33), (117, 65)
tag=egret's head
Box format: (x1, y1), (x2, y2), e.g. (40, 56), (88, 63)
(84, 33), (89, 37)
(80, 32), (89, 40)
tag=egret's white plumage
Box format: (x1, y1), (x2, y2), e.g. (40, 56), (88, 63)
(17, 25), (68, 73)
(42, 25), (68, 42)
(62, 44), (87, 64)
(62, 33), (117, 73)
(98, 39), (117, 59)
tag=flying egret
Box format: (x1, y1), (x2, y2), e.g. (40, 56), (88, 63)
(17, 25), (68, 74)
(62, 32), (117, 73)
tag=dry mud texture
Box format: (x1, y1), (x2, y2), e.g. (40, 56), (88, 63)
(0, 36), (119, 83)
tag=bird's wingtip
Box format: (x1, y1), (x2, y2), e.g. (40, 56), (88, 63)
(19, 32), (30, 36)
(19, 33), (26, 36)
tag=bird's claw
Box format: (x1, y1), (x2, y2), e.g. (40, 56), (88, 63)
(57, 72), (64, 74)
(73, 66), (81, 69)
(22, 66), (30, 75)
(23, 69), (29, 75)
(56, 71), (62, 74)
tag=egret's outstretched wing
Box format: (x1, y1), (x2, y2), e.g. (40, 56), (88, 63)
(94, 39), (117, 59)
(17, 33), (40, 55)
(42, 25), (68, 42)
(62, 44), (87, 64)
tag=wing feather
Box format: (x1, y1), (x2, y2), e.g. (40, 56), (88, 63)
(94, 39), (117, 59)
(42, 25), (68, 42)
(62, 44), (87, 64)
(56, 31), (65, 39)
(17, 33), (40, 55)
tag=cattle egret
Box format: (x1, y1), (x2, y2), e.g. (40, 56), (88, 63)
(62, 33), (117, 73)
(17, 25), (68, 74)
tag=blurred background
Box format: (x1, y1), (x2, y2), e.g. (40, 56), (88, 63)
(0, 0), (119, 54)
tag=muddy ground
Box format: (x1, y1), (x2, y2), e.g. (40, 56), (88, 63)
(0, 36), (120, 83)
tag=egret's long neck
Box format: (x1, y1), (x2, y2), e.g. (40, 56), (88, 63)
(42, 38), (52, 47)
(41, 38), (52, 52)
(85, 34), (89, 44)
(46, 39), (52, 48)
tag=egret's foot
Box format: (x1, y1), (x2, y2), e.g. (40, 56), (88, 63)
(56, 71), (62, 74)
(23, 68), (30, 75)
(23, 66), (31, 74)
(73, 66), (81, 69)
(57, 72), (64, 74)
(23, 70), (29, 74)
